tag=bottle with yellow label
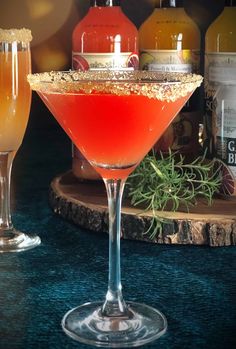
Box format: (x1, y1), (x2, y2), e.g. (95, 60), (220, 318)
(139, 0), (201, 159)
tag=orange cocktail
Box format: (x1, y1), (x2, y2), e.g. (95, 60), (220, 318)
(39, 92), (188, 179)
(0, 28), (40, 253)
(28, 70), (202, 348)
(32, 71), (199, 180)
(0, 45), (31, 151)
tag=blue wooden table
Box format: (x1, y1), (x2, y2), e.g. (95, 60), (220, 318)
(0, 96), (235, 349)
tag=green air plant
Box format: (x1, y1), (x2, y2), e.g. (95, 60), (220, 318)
(126, 151), (222, 240)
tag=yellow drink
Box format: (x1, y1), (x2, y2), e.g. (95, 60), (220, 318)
(139, 7), (199, 53)
(139, 1), (200, 158)
(0, 49), (31, 151)
(0, 28), (40, 253)
(205, 7), (236, 53)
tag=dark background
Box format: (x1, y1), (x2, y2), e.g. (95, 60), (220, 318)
(0, 0), (227, 130)
(0, 0), (226, 72)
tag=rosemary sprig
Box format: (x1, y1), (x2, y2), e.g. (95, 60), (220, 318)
(126, 151), (221, 239)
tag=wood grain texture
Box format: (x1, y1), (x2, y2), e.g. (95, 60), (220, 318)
(49, 171), (236, 247)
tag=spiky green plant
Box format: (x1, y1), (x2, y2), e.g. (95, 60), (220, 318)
(126, 151), (221, 239)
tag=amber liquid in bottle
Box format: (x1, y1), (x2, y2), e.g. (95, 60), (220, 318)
(139, 0), (201, 159)
(72, 0), (138, 180)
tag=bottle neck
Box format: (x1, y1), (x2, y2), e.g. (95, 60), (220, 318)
(90, 0), (121, 6)
(157, 0), (183, 8)
(224, 0), (236, 6)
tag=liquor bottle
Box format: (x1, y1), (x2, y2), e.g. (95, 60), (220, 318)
(205, 0), (236, 195)
(72, 0), (139, 180)
(139, 0), (201, 159)
(72, 0), (139, 71)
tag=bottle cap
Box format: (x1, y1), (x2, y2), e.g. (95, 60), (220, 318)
(90, 0), (120, 6)
(158, 0), (183, 8)
(225, 0), (236, 6)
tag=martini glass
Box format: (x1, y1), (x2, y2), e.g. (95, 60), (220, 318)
(28, 70), (202, 347)
(0, 28), (41, 252)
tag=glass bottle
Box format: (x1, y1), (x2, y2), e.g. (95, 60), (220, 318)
(214, 83), (236, 196)
(72, 0), (139, 180)
(139, 0), (201, 159)
(205, 0), (236, 195)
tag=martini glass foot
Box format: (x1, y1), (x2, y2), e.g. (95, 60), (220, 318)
(62, 301), (167, 348)
(0, 229), (41, 253)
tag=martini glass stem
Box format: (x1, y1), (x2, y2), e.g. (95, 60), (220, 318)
(0, 152), (15, 236)
(102, 178), (129, 317)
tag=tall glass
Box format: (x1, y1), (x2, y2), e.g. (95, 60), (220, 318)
(0, 29), (41, 252)
(28, 70), (202, 347)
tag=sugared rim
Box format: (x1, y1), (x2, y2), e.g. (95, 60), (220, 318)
(28, 70), (203, 101)
(0, 28), (32, 43)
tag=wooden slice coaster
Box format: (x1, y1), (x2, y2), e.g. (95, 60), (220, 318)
(49, 171), (236, 247)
